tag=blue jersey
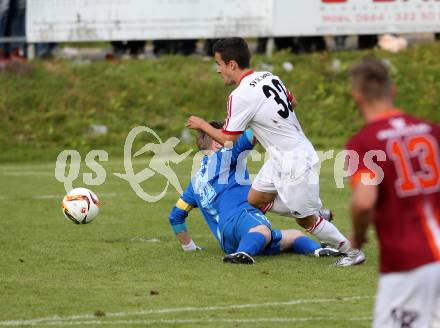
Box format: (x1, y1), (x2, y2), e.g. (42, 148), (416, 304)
(169, 131), (256, 243)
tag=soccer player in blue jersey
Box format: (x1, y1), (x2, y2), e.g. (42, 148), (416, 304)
(169, 122), (339, 264)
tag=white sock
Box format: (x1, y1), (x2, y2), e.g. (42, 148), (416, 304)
(267, 197), (352, 253)
(307, 216), (351, 253)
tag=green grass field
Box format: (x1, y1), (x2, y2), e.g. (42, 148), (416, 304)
(1, 42), (439, 162)
(4, 41), (439, 327)
(0, 155), (379, 328)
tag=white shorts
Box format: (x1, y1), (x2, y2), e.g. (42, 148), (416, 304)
(373, 262), (440, 328)
(252, 156), (322, 218)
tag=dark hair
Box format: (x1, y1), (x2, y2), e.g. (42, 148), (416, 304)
(196, 121), (224, 150)
(350, 57), (392, 102)
(212, 37), (250, 69)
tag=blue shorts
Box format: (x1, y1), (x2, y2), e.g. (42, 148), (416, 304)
(220, 208), (282, 255)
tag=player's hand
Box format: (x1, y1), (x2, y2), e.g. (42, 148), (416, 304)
(181, 240), (205, 251)
(186, 116), (207, 130)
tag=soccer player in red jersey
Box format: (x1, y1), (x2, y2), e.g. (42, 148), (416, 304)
(346, 57), (440, 327)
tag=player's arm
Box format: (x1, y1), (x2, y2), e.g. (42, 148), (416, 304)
(346, 137), (379, 249)
(187, 95), (252, 145)
(186, 115), (240, 145)
(350, 182), (378, 249)
(168, 185), (203, 251)
(231, 129), (257, 159)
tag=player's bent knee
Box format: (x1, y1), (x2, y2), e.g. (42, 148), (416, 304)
(249, 225), (272, 244)
(287, 229), (306, 240)
(296, 215), (317, 230)
(279, 229), (306, 251)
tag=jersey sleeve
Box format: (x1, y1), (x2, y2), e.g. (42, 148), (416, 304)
(222, 95), (254, 135)
(231, 129), (256, 161)
(180, 182), (198, 208)
(168, 182), (198, 234)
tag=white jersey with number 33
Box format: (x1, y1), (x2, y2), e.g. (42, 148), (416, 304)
(222, 71), (319, 169)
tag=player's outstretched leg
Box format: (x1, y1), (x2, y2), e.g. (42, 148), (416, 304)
(300, 213), (365, 266)
(305, 214), (366, 265)
(270, 197), (365, 266)
(264, 229), (341, 257)
(291, 235), (341, 257)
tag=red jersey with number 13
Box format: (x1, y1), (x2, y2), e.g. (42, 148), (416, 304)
(346, 111), (440, 273)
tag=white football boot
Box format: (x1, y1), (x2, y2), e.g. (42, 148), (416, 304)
(334, 249), (366, 267)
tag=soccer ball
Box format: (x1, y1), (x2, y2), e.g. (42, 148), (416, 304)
(61, 188), (100, 224)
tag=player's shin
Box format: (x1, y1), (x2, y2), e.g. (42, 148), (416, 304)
(268, 197), (352, 253)
(236, 232), (267, 256)
(291, 236), (320, 255)
(305, 215), (351, 254)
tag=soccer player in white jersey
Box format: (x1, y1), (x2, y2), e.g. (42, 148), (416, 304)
(186, 37), (365, 266)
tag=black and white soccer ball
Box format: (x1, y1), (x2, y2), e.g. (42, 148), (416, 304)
(61, 188), (100, 224)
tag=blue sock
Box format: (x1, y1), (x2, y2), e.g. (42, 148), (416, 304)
(236, 232), (267, 256)
(292, 236), (320, 255)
